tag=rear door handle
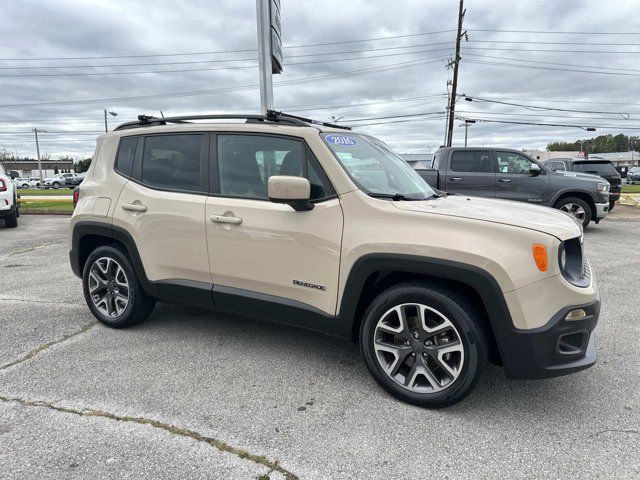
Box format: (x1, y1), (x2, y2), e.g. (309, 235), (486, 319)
(498, 178), (511, 183)
(121, 203), (147, 212)
(450, 177), (462, 181)
(210, 215), (242, 225)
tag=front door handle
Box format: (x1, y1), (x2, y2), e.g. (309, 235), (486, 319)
(450, 177), (463, 181)
(498, 178), (512, 183)
(210, 214), (242, 225)
(121, 203), (147, 212)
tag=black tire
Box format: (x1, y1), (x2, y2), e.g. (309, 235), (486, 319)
(15, 200), (20, 218)
(554, 196), (591, 229)
(360, 281), (489, 408)
(3, 207), (18, 228)
(52, 182), (60, 189)
(82, 245), (155, 328)
(609, 201), (615, 212)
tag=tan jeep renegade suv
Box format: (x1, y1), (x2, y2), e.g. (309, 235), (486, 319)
(69, 111), (600, 408)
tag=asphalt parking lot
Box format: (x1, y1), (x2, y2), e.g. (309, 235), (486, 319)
(1, 210), (639, 480)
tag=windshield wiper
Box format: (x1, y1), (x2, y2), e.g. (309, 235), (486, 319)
(368, 192), (431, 201)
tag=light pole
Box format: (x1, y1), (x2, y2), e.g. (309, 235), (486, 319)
(32, 128), (46, 183)
(458, 119), (475, 147)
(104, 110), (118, 132)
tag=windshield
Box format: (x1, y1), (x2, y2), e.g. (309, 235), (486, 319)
(573, 161), (618, 176)
(321, 133), (436, 200)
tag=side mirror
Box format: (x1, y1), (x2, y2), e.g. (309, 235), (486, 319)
(530, 163), (541, 176)
(8, 171), (19, 179)
(268, 175), (314, 212)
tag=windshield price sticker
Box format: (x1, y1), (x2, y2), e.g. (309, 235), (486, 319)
(326, 135), (358, 146)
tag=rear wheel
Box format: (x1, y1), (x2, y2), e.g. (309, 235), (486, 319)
(82, 245), (155, 328)
(360, 281), (488, 408)
(3, 207), (18, 228)
(554, 197), (591, 229)
(52, 181), (60, 189)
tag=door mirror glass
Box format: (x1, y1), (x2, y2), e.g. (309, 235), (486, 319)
(530, 163), (541, 176)
(268, 175), (314, 211)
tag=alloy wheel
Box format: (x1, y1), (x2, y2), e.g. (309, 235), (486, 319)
(559, 203), (586, 222)
(373, 303), (465, 393)
(88, 257), (130, 317)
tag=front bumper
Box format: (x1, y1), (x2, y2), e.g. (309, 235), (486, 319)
(498, 297), (600, 379)
(595, 202), (609, 219)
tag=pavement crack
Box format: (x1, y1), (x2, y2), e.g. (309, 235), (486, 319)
(591, 428), (640, 438)
(0, 395), (298, 479)
(1, 242), (59, 259)
(0, 321), (97, 371)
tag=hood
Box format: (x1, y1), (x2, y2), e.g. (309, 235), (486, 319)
(392, 195), (581, 241)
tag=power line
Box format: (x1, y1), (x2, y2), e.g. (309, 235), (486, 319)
(0, 30), (457, 62)
(0, 58), (441, 108)
(464, 58), (640, 78)
(347, 111), (446, 122)
(462, 95), (631, 117)
(467, 28), (640, 35)
(456, 110), (640, 121)
(462, 46), (640, 54)
(456, 116), (640, 130)
(464, 52), (640, 73)
(0, 52), (451, 78)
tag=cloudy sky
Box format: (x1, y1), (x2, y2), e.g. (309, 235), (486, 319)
(1, 0), (640, 159)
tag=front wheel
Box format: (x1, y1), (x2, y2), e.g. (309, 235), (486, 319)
(52, 182), (60, 189)
(82, 245), (155, 328)
(554, 197), (591, 229)
(360, 281), (488, 408)
(609, 201), (616, 212)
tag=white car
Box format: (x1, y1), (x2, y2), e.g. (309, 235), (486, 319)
(0, 164), (19, 227)
(44, 173), (78, 189)
(16, 177), (40, 189)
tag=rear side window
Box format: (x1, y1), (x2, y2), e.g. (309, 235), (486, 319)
(115, 136), (138, 177)
(450, 151), (492, 173)
(573, 161), (618, 176)
(141, 134), (206, 192)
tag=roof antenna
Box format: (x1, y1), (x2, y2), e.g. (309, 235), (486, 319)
(160, 111), (165, 118)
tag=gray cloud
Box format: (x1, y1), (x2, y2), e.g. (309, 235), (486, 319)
(1, 0), (639, 158)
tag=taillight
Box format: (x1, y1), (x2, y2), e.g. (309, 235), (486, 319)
(73, 188), (80, 207)
(0, 179), (6, 192)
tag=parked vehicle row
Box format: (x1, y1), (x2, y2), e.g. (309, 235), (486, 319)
(69, 112), (600, 408)
(415, 147), (610, 228)
(0, 163), (19, 228)
(627, 166), (640, 185)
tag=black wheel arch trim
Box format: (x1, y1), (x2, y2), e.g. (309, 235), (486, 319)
(549, 188), (600, 207)
(334, 253), (514, 361)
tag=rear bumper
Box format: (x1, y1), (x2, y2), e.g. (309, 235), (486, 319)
(499, 297), (600, 379)
(595, 202), (609, 219)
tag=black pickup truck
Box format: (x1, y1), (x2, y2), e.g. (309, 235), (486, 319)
(541, 157), (621, 211)
(416, 147), (611, 228)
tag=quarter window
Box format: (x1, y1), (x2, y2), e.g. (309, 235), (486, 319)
(450, 151), (492, 173)
(217, 134), (332, 200)
(115, 136), (138, 177)
(141, 134), (205, 192)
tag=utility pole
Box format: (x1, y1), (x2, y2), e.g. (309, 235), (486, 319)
(32, 128), (45, 182)
(445, 0), (466, 147)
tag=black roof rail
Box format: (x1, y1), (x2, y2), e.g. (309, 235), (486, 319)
(113, 111), (351, 131)
(267, 110), (351, 130)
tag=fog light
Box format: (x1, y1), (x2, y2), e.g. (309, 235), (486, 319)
(565, 308), (587, 321)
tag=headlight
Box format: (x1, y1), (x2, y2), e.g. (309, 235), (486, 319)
(559, 243), (567, 271)
(597, 182), (610, 192)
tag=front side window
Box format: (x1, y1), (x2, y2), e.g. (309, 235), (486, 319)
(322, 133), (435, 200)
(217, 134), (332, 200)
(141, 134), (205, 192)
(496, 151), (536, 174)
(450, 151), (492, 173)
